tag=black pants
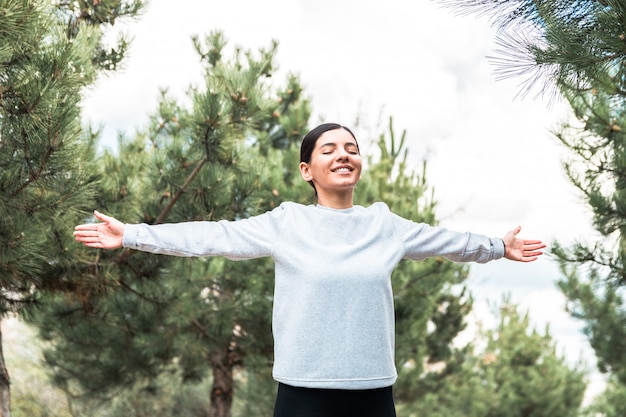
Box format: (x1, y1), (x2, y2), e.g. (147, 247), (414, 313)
(273, 383), (396, 417)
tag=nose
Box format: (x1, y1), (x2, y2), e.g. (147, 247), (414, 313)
(336, 148), (350, 161)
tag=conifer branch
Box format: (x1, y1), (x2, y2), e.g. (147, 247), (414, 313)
(115, 156), (209, 264)
(12, 127), (56, 199)
(154, 155), (208, 225)
(115, 279), (169, 305)
(192, 318), (219, 343)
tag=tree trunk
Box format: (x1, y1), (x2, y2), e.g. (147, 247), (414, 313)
(0, 319), (11, 417)
(209, 349), (234, 417)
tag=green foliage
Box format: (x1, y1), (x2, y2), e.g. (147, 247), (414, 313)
(57, 0), (145, 70)
(398, 298), (586, 417)
(0, 0), (143, 414)
(438, 0), (626, 404)
(1, 0), (94, 305)
(231, 366), (276, 417)
(77, 374), (214, 417)
(4, 317), (73, 417)
(438, 0), (626, 100)
(556, 261), (626, 383)
(0, 0), (144, 304)
(30, 31), (311, 416)
(580, 376), (626, 417)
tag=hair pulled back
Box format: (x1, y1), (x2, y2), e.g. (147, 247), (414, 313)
(300, 123), (358, 163)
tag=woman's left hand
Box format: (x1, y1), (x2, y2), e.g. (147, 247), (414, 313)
(502, 226), (546, 262)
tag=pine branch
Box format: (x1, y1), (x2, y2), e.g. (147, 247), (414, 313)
(115, 279), (169, 306)
(11, 127), (56, 199)
(115, 155), (209, 264)
(192, 319), (219, 343)
(153, 156), (208, 225)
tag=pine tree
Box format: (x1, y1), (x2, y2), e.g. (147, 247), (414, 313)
(437, 0), (626, 411)
(0, 1), (143, 415)
(401, 298), (586, 417)
(31, 32), (311, 417)
(580, 376), (626, 417)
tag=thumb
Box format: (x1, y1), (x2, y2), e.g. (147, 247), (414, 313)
(93, 210), (113, 224)
(503, 225), (522, 244)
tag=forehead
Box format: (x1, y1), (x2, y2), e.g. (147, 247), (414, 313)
(316, 129), (358, 148)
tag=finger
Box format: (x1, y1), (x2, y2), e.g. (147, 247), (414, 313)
(523, 243), (546, 251)
(94, 210), (113, 223)
(73, 230), (99, 237)
(83, 242), (105, 248)
(74, 232), (101, 241)
(75, 224), (98, 231)
(75, 236), (102, 244)
(524, 243), (546, 249)
(523, 239), (545, 245)
(521, 256), (539, 262)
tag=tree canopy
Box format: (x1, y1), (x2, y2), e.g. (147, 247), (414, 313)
(1, 1), (143, 415)
(437, 0), (626, 412)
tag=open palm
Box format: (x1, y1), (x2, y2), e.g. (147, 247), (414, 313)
(74, 210), (125, 249)
(503, 226), (545, 262)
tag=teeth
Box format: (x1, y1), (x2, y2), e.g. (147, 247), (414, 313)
(335, 168), (350, 172)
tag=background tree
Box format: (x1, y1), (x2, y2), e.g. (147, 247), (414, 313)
(402, 297), (586, 417)
(437, 0), (626, 411)
(31, 32), (311, 417)
(580, 377), (626, 417)
(0, 0), (143, 415)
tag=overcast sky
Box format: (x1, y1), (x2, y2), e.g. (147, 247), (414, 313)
(81, 0), (605, 401)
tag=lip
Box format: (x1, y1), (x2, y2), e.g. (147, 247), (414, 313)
(331, 165), (354, 172)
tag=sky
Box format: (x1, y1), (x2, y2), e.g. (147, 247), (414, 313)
(81, 0), (605, 401)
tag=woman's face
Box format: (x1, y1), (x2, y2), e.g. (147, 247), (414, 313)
(299, 128), (362, 195)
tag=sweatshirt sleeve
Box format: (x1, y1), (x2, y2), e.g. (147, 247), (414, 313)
(122, 207), (283, 259)
(391, 213), (505, 263)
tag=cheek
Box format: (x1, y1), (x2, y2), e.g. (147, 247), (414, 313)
(354, 158), (363, 172)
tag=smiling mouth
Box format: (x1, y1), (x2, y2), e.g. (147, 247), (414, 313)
(332, 167), (353, 172)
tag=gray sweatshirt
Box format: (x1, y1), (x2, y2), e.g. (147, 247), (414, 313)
(123, 202), (504, 389)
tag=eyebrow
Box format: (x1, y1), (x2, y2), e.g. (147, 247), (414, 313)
(319, 142), (358, 149)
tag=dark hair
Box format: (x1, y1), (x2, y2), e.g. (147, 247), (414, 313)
(300, 123), (359, 193)
(300, 123), (358, 163)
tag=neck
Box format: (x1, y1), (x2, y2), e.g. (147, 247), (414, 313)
(316, 190), (354, 209)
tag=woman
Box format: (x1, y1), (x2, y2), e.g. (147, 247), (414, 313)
(74, 123), (545, 417)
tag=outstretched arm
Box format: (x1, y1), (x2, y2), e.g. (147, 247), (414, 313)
(74, 210), (124, 249)
(502, 226), (546, 262)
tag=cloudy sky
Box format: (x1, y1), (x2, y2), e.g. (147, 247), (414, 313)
(81, 0), (604, 400)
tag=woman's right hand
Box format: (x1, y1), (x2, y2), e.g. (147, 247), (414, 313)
(74, 210), (125, 249)
(502, 225), (545, 262)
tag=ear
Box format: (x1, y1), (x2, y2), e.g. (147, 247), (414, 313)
(299, 161), (313, 182)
